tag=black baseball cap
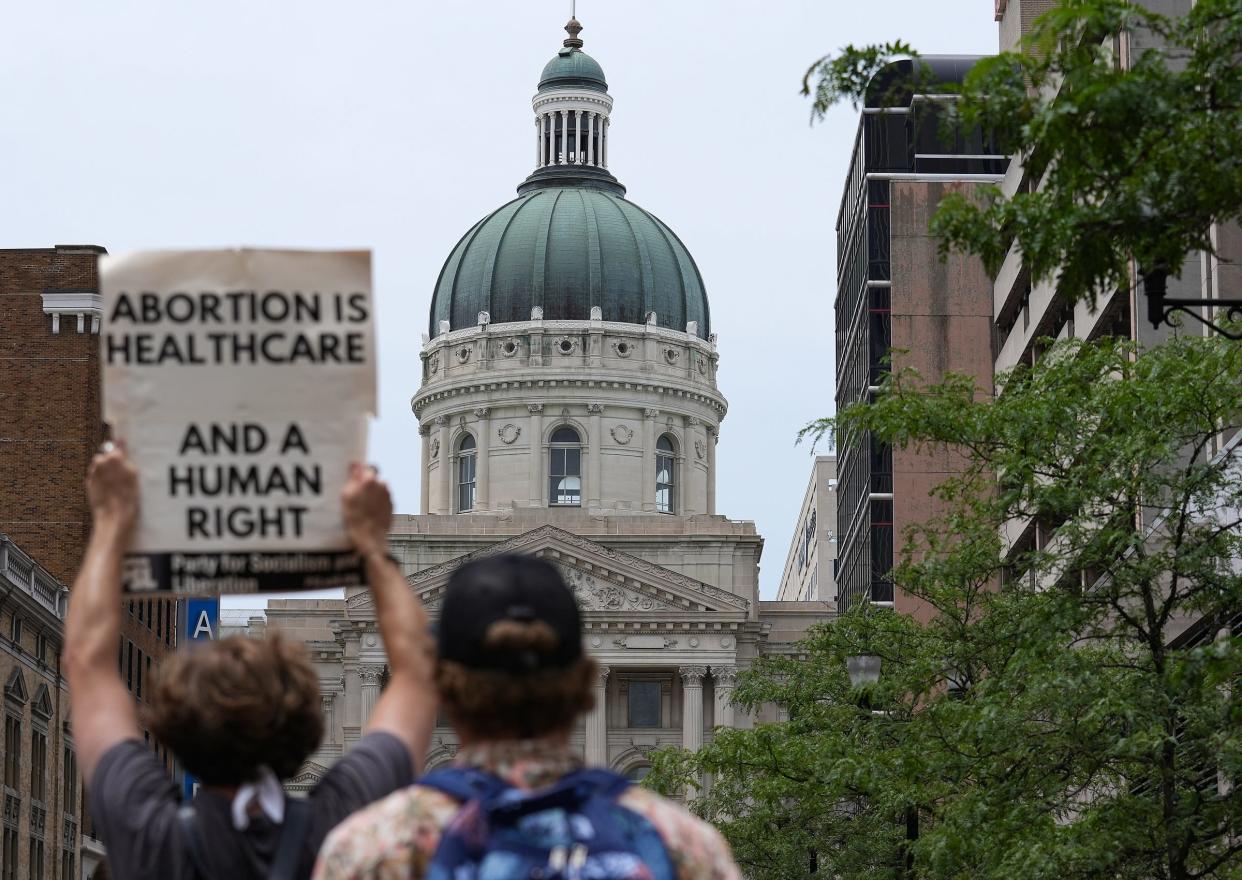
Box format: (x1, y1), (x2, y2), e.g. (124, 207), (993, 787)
(437, 554), (583, 671)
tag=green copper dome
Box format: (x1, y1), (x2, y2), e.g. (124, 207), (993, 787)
(539, 47), (608, 92)
(430, 187), (710, 339)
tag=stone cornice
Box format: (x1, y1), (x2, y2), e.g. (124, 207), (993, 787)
(424, 318), (717, 354)
(41, 291), (101, 334)
(0, 535), (66, 624)
(412, 376), (727, 420)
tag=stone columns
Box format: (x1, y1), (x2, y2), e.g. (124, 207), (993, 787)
(602, 117), (610, 169)
(706, 425), (718, 516)
(436, 415), (451, 514)
(419, 424), (431, 514)
(560, 110), (568, 164)
(474, 407), (490, 511)
(684, 417), (703, 516)
(585, 665), (609, 765)
(358, 664), (384, 727)
(321, 692), (337, 744)
(712, 666), (737, 729)
(575, 109), (584, 164)
(528, 404), (545, 506)
(536, 116), (542, 168)
(679, 666), (706, 752)
(642, 409), (659, 512)
(587, 403), (603, 511)
(587, 112), (596, 166)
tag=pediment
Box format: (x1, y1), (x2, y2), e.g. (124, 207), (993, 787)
(31, 685), (53, 720)
(4, 668), (27, 705)
(346, 525), (750, 618)
(288, 761), (330, 786)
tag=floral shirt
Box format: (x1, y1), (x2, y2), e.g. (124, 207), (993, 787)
(312, 738), (741, 880)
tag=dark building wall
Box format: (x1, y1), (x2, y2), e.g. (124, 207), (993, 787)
(887, 181), (996, 621)
(0, 247), (177, 830)
(0, 247), (105, 584)
(833, 57), (1005, 613)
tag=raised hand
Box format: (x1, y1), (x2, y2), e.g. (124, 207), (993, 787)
(341, 463), (394, 559)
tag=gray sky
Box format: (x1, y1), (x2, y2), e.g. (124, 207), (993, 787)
(0, 1), (996, 600)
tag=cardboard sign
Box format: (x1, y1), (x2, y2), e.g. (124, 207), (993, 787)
(101, 249), (376, 594)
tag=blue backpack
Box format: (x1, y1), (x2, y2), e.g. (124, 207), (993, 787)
(418, 767), (676, 880)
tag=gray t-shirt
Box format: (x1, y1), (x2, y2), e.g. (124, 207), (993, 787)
(88, 733), (412, 880)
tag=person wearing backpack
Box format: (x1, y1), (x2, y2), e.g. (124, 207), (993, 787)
(66, 449), (438, 880)
(313, 554), (741, 880)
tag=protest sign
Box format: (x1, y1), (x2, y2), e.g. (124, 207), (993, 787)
(100, 249), (376, 594)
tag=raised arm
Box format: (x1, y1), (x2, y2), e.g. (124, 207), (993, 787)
(63, 447), (142, 783)
(341, 464), (437, 769)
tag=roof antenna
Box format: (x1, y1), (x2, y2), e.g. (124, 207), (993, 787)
(564, 1), (584, 49)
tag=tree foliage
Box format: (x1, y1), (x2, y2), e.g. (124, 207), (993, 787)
(648, 335), (1242, 879)
(803, 0), (1242, 307)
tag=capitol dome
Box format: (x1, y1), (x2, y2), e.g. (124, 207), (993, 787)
(430, 188), (710, 339)
(428, 16), (710, 340)
(414, 16), (726, 521)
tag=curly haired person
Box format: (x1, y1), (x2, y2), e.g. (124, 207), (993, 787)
(66, 450), (437, 880)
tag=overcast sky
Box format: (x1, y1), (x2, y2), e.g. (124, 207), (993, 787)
(1, 1), (996, 600)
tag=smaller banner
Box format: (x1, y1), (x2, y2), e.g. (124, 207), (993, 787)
(101, 249), (376, 594)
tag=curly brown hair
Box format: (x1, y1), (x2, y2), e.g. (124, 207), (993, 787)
(436, 619), (597, 740)
(145, 633), (322, 785)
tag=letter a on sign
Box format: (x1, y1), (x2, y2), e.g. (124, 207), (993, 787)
(183, 597), (219, 644)
(192, 610), (215, 640)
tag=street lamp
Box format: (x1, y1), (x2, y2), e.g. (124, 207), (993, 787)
(845, 653), (917, 879)
(846, 653), (882, 689)
(1143, 264), (1242, 339)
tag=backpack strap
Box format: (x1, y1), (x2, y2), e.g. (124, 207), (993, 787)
(268, 798), (312, 880)
(559, 768), (632, 799)
(176, 805), (211, 880)
(481, 768), (632, 826)
(417, 767), (512, 804)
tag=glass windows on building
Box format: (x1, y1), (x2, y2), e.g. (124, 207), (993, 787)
(627, 681), (662, 728)
(625, 765), (651, 783)
(457, 434), (477, 512)
(549, 427), (582, 506)
(870, 499), (895, 603)
(655, 435), (676, 514)
(29, 728), (46, 802)
(28, 837), (43, 880)
(3, 715), (19, 788)
(0, 826), (14, 880)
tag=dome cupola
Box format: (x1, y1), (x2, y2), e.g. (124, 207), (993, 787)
(428, 17), (712, 340)
(538, 18), (608, 92)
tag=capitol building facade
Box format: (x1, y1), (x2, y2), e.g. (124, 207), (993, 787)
(241, 17), (834, 789)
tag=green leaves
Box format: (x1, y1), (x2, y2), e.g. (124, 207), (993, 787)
(805, 0), (1242, 306)
(653, 335), (1242, 879)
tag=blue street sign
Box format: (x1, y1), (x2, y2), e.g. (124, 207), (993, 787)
(180, 597), (219, 798)
(183, 597), (219, 643)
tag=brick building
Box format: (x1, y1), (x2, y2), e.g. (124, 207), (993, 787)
(0, 535), (75, 880)
(832, 59), (1006, 617)
(0, 246), (177, 879)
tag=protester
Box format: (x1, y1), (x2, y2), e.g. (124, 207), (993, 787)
(65, 447), (437, 880)
(313, 554), (742, 880)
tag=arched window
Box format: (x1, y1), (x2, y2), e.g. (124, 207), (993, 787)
(625, 764), (652, 783)
(548, 427), (582, 506)
(656, 434), (676, 514)
(456, 434), (476, 512)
